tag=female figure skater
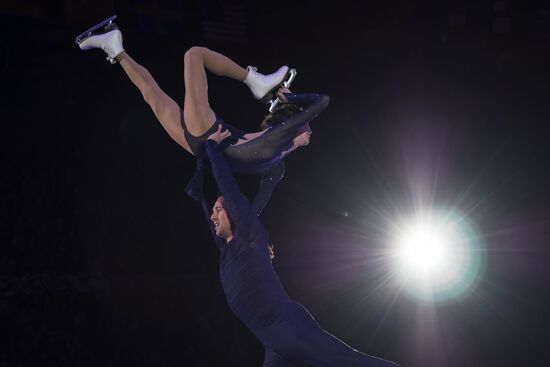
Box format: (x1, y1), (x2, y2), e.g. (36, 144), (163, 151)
(76, 18), (329, 213)
(204, 125), (401, 367)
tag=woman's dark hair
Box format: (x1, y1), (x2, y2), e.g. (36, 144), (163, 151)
(260, 103), (303, 130)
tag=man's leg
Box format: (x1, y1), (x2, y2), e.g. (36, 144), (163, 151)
(299, 322), (400, 367)
(261, 303), (400, 367)
(263, 348), (306, 367)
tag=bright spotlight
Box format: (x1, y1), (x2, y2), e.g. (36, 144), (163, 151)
(390, 209), (484, 304)
(397, 225), (449, 273)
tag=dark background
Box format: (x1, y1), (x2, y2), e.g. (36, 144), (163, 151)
(2, 0), (550, 366)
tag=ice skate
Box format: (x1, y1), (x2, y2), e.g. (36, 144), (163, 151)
(244, 65), (294, 104)
(74, 15), (124, 64)
(268, 68), (297, 113)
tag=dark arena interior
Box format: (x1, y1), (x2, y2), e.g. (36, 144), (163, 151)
(2, 1), (550, 366)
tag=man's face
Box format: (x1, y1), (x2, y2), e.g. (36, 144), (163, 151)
(210, 197), (232, 240)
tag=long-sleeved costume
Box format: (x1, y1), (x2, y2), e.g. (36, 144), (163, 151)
(204, 140), (400, 367)
(184, 93), (329, 215)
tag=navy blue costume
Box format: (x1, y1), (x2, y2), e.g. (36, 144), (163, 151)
(204, 140), (400, 367)
(184, 93), (329, 215)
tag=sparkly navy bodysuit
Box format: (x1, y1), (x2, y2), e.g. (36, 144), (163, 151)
(204, 140), (400, 367)
(185, 93), (329, 214)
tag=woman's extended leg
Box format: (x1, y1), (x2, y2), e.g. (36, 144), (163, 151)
(117, 52), (192, 153)
(77, 19), (291, 155)
(181, 46), (291, 137)
(181, 46), (247, 137)
(78, 24), (193, 153)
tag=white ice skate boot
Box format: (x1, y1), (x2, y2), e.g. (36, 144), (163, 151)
(244, 65), (290, 103)
(75, 15), (124, 64)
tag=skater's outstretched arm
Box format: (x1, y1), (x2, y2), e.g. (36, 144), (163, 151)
(223, 92), (329, 166)
(282, 93), (330, 123)
(205, 126), (266, 241)
(250, 162), (285, 216)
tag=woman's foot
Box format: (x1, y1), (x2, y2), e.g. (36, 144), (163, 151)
(77, 21), (124, 64)
(244, 66), (290, 103)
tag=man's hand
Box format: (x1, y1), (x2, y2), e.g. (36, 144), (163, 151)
(207, 124), (232, 144)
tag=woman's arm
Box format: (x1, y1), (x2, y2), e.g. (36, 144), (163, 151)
(250, 162), (285, 216)
(283, 93), (330, 118)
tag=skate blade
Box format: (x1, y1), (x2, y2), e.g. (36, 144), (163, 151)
(74, 15), (117, 44)
(268, 68), (297, 113)
(259, 68), (294, 104)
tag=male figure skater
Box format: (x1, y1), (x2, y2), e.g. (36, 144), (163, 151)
(205, 125), (400, 367)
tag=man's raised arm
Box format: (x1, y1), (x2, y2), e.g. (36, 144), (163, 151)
(204, 132), (261, 238)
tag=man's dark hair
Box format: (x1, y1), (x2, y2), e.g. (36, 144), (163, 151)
(215, 195), (236, 234)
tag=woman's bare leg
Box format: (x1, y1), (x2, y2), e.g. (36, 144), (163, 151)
(117, 52), (192, 154)
(182, 46), (247, 136)
(77, 21), (289, 153)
